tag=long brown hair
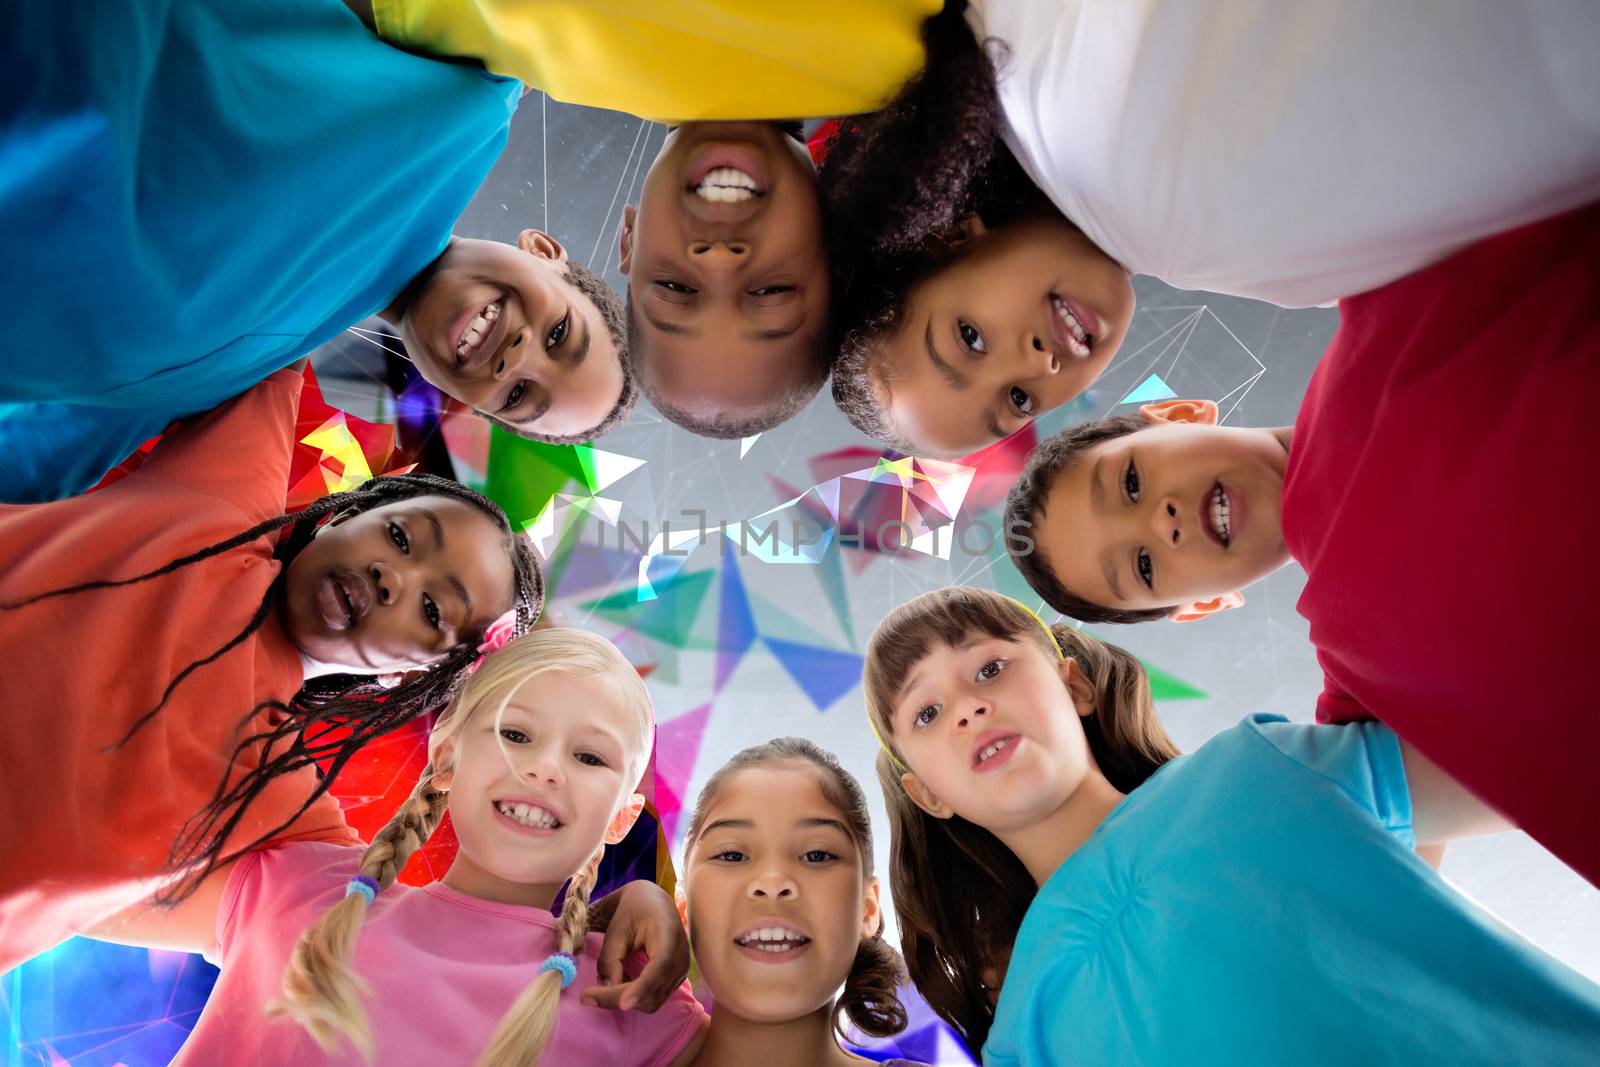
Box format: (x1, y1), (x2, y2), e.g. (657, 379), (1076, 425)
(682, 737), (909, 1040)
(861, 586), (1179, 1052)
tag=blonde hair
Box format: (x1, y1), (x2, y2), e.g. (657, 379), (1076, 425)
(275, 628), (653, 1065)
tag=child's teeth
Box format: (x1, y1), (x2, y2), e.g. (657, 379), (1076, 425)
(1052, 297), (1093, 357)
(496, 800), (558, 829)
(1210, 487), (1232, 544)
(694, 166), (759, 202)
(979, 737), (1011, 763)
(457, 301), (501, 355)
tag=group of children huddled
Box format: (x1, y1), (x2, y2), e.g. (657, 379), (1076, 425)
(4, 0), (1600, 1064)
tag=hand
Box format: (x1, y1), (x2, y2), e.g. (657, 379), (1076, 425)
(582, 880), (690, 1013)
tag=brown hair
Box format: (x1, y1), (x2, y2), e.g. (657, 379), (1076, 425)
(275, 628), (653, 1065)
(1004, 414), (1176, 623)
(683, 736), (909, 1040)
(861, 586), (1179, 1051)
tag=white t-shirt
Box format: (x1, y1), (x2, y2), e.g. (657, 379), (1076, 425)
(968, 0), (1600, 307)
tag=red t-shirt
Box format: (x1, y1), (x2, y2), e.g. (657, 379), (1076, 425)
(1283, 204), (1600, 884)
(0, 370), (358, 972)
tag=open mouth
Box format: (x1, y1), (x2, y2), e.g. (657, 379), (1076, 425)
(1049, 294), (1095, 359)
(315, 572), (370, 631)
(453, 298), (504, 369)
(734, 924), (812, 956)
(692, 166), (764, 203)
(493, 800), (562, 831)
(1204, 483), (1232, 547)
(971, 731), (1021, 771)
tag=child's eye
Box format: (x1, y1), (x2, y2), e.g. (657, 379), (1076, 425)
(655, 280), (697, 294)
(710, 849), (746, 863)
(1136, 548), (1154, 589)
(959, 321), (986, 353)
(977, 659), (1005, 681)
(501, 381), (526, 413)
(802, 849), (839, 864)
(913, 704), (940, 728)
(1009, 386), (1034, 416)
(545, 312), (569, 349)
(574, 752), (607, 768)
(749, 285), (794, 297)
(1123, 459), (1141, 502)
(499, 728), (530, 744)
(388, 521), (410, 554)
(422, 592), (442, 630)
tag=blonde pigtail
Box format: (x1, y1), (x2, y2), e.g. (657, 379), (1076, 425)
(273, 768), (449, 1061)
(474, 847), (605, 1067)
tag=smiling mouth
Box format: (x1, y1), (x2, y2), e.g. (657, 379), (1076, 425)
(1206, 483), (1233, 547)
(735, 926), (812, 954)
(1050, 294), (1094, 359)
(692, 166), (765, 203)
(494, 800), (562, 830)
(974, 735), (1015, 767)
(455, 298), (503, 368)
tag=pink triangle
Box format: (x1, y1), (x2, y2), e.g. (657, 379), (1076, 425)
(655, 702), (713, 832)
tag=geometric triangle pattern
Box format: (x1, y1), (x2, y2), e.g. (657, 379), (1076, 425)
(1120, 371), (1178, 405)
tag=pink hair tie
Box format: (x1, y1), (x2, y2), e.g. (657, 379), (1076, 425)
(467, 609), (521, 674)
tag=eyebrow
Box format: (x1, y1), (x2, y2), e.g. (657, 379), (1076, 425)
(1099, 547), (1125, 603)
(742, 318), (805, 342)
(924, 318), (969, 390)
(568, 309), (591, 367)
(419, 507), (475, 625)
(1091, 456), (1106, 512)
(698, 817), (853, 837)
(643, 306), (699, 338)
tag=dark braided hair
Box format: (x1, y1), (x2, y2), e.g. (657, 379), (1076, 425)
(820, 2), (1049, 448)
(1, 472), (544, 902)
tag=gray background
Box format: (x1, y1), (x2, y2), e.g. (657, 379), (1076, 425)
(316, 94), (1599, 1001)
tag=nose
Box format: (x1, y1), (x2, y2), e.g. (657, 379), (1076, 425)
(519, 739), (565, 786)
(1152, 495), (1183, 547)
(1023, 333), (1061, 375)
(688, 240), (748, 278)
(746, 866), (798, 901)
(954, 701), (990, 730)
(369, 560), (401, 606)
(491, 325), (533, 381)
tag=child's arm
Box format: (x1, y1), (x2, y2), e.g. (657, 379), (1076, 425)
(1400, 739), (1514, 846)
(583, 880), (692, 1013)
(81, 859), (239, 956)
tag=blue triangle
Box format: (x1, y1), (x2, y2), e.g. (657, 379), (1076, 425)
(761, 637), (864, 712)
(716, 539), (757, 691)
(1121, 373), (1178, 405)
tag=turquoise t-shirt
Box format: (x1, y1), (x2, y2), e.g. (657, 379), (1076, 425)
(0, 0), (519, 501)
(984, 715), (1600, 1067)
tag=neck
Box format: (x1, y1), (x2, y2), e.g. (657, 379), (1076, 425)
(441, 851), (562, 910)
(378, 239), (455, 326)
(1269, 424), (1294, 458)
(693, 1002), (860, 1067)
(997, 768), (1126, 888)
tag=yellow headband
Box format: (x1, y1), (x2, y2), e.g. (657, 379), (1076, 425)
(868, 596), (1065, 774)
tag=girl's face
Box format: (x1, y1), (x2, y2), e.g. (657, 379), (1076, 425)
(436, 670), (645, 904)
(281, 496), (516, 672)
(891, 635), (1093, 835)
(872, 216), (1135, 457)
(685, 766), (881, 1025)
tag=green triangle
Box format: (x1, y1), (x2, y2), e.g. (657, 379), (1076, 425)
(484, 430), (590, 529)
(572, 444), (601, 494)
(1144, 660), (1207, 701)
(581, 570), (716, 647)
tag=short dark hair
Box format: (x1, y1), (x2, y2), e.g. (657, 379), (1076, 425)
(1004, 414), (1177, 624)
(623, 294), (831, 439)
(488, 261), (636, 444)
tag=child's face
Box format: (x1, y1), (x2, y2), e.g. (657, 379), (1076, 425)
(620, 122), (829, 424)
(396, 232), (624, 439)
(874, 216), (1134, 457)
(892, 635), (1090, 836)
(1032, 410), (1291, 617)
(281, 496), (515, 671)
(684, 765), (880, 1026)
(438, 670), (644, 904)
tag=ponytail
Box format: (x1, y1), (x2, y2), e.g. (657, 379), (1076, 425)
(835, 925), (909, 1039)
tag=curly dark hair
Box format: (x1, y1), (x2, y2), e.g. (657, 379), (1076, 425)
(820, 2), (1047, 451)
(1, 472), (545, 901)
(1003, 414), (1175, 623)
(487, 261), (637, 444)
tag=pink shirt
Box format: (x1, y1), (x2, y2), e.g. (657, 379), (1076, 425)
(175, 842), (705, 1067)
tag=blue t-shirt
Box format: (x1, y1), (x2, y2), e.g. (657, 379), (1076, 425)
(984, 715), (1600, 1067)
(0, 0), (519, 501)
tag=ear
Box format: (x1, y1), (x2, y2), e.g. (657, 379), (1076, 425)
(673, 883), (690, 933)
(1138, 398), (1218, 427)
(516, 229), (568, 262)
(859, 875), (884, 940)
(429, 743), (457, 793)
(617, 204), (636, 275)
(948, 213), (988, 245)
(1168, 590), (1245, 623)
(603, 792), (646, 845)
(315, 506), (362, 535)
(900, 772), (954, 820)
(1059, 657), (1097, 718)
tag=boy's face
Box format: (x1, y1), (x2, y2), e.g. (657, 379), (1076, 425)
(395, 232), (624, 439)
(1032, 403), (1292, 618)
(620, 122), (828, 422)
(874, 216), (1134, 457)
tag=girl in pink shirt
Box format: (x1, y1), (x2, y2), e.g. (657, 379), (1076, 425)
(93, 627), (707, 1067)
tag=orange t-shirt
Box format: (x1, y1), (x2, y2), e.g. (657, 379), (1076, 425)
(0, 369), (359, 972)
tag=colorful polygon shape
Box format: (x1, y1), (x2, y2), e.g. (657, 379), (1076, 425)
(1121, 372), (1179, 405)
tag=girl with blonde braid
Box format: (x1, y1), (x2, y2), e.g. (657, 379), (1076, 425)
(92, 628), (707, 1067)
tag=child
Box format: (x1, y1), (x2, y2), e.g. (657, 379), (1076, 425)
(343, 0), (946, 440)
(1, 0), (632, 503)
(820, 1), (1600, 456)
(94, 627), (708, 1066)
(1001, 204), (1600, 884)
(862, 586), (1600, 1064)
(0, 367), (544, 973)
(678, 736), (929, 1067)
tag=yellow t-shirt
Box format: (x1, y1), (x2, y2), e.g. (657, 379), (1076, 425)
(372, 0), (939, 122)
